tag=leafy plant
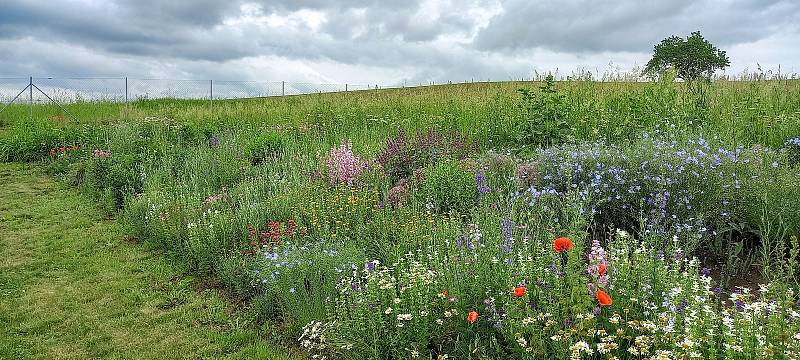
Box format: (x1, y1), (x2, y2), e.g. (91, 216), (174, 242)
(515, 74), (571, 147)
(414, 160), (476, 214)
(246, 132), (284, 165)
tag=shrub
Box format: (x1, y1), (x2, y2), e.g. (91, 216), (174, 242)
(245, 132), (284, 165)
(414, 160), (476, 214)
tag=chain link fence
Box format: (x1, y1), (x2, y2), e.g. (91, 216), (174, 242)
(0, 77), (396, 122)
(0, 77), (387, 104)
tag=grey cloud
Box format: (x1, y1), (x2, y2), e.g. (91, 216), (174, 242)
(473, 0), (800, 53)
(0, 0), (798, 83)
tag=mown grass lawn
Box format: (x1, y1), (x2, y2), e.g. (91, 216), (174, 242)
(0, 163), (294, 360)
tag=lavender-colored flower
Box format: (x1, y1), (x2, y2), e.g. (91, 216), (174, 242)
(676, 299), (688, 312)
(476, 170), (491, 194)
(499, 218), (514, 254)
(700, 267), (711, 277)
(735, 299), (745, 312)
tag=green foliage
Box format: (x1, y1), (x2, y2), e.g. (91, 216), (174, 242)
(787, 138), (800, 167)
(515, 74), (572, 147)
(215, 254), (261, 300)
(0, 118), (93, 162)
(84, 154), (143, 209)
(414, 160), (476, 214)
(644, 31), (730, 81)
(246, 132), (285, 166)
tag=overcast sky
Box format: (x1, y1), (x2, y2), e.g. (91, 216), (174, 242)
(1, 0), (798, 85)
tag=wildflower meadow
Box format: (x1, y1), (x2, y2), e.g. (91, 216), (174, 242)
(2, 78), (800, 359)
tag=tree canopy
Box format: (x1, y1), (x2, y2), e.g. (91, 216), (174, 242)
(644, 31), (730, 81)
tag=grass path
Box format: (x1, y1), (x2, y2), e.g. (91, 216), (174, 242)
(0, 163), (293, 359)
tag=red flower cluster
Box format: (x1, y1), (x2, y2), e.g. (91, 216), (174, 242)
(246, 219), (307, 248)
(49, 144), (80, 157)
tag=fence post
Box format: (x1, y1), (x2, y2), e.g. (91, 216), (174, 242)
(210, 79), (213, 112)
(282, 81), (285, 96)
(345, 83), (348, 92)
(29, 76), (32, 121)
(125, 77), (128, 104)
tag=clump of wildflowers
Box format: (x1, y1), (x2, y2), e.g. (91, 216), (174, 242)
(388, 178), (410, 207)
(91, 149), (112, 158)
(326, 139), (368, 186)
(245, 219), (306, 250)
(476, 170), (491, 194)
(49, 144), (80, 157)
(376, 129), (475, 183)
(586, 239), (608, 295)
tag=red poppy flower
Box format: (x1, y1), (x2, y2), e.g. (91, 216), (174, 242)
(553, 237), (574, 253)
(598, 263), (607, 276)
(513, 286), (526, 297)
(49, 149), (57, 157)
(467, 311), (479, 324)
(597, 290), (612, 306)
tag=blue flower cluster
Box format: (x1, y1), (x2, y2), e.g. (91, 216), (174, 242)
(529, 135), (766, 246)
(256, 240), (357, 295)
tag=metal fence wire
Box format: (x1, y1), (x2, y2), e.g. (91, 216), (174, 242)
(0, 77), (389, 105)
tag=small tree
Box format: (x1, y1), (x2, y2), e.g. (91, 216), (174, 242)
(644, 31), (730, 81)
